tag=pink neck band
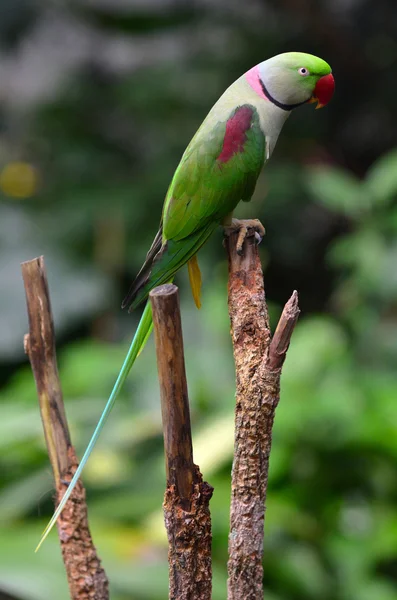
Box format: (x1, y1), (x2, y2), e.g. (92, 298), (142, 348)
(245, 65), (268, 100)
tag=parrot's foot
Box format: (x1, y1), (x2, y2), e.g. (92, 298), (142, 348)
(223, 218), (266, 255)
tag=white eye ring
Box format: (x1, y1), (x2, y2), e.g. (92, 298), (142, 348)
(298, 67), (310, 76)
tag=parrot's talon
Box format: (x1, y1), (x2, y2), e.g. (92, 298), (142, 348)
(60, 478), (70, 487)
(224, 218), (266, 255)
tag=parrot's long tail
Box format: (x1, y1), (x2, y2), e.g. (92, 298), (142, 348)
(35, 300), (154, 552)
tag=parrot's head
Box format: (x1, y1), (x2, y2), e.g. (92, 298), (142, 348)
(258, 52), (334, 110)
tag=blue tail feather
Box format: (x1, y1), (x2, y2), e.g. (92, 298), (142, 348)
(35, 301), (153, 551)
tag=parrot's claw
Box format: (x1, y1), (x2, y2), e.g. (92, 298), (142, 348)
(224, 218), (266, 255)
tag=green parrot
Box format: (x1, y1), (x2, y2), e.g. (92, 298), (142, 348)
(37, 51), (334, 549)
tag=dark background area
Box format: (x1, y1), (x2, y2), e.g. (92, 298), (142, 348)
(0, 1), (396, 599)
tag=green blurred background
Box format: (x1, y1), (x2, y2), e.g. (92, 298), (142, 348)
(1, 1), (397, 599)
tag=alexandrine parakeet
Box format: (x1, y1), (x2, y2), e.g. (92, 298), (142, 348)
(37, 51), (334, 549)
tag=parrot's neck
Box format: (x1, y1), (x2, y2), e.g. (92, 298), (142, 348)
(245, 66), (269, 102)
(246, 64), (309, 111)
(241, 68), (290, 159)
(195, 70), (290, 162)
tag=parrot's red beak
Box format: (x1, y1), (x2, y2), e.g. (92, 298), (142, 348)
(308, 73), (335, 109)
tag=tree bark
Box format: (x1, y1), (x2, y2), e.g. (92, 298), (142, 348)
(224, 230), (300, 600)
(22, 256), (109, 600)
(150, 284), (213, 600)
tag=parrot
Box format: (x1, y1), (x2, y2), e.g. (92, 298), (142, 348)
(36, 51), (334, 550)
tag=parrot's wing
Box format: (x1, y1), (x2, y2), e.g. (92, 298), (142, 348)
(163, 103), (267, 241)
(123, 104), (267, 310)
(121, 226), (163, 309)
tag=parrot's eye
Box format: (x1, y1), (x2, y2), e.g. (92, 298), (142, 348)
(298, 67), (310, 76)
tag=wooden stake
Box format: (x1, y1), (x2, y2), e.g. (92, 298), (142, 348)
(225, 230), (300, 600)
(150, 284), (213, 600)
(22, 256), (109, 600)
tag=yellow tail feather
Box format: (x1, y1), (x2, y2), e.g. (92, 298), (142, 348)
(187, 255), (202, 309)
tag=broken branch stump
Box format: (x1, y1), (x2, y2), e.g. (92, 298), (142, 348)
(150, 284), (213, 600)
(21, 256), (109, 600)
(225, 230), (300, 600)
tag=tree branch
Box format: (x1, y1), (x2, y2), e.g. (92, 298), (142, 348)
(224, 230), (300, 600)
(150, 284), (213, 600)
(21, 256), (109, 600)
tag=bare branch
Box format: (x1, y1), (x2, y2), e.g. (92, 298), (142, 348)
(224, 230), (299, 600)
(269, 290), (300, 370)
(150, 284), (213, 600)
(22, 256), (109, 600)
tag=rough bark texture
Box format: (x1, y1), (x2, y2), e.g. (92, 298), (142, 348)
(163, 467), (213, 600)
(224, 230), (300, 600)
(56, 447), (109, 600)
(22, 256), (109, 600)
(150, 284), (213, 600)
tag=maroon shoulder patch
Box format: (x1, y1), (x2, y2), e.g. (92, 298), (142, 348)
(217, 105), (254, 163)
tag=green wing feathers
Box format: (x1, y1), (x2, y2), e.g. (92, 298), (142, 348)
(123, 104), (266, 310)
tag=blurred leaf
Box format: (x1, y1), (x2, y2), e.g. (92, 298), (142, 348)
(365, 148), (397, 206)
(306, 166), (364, 218)
(0, 469), (51, 523)
(279, 544), (330, 597)
(0, 527), (68, 600)
(355, 580), (397, 600)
